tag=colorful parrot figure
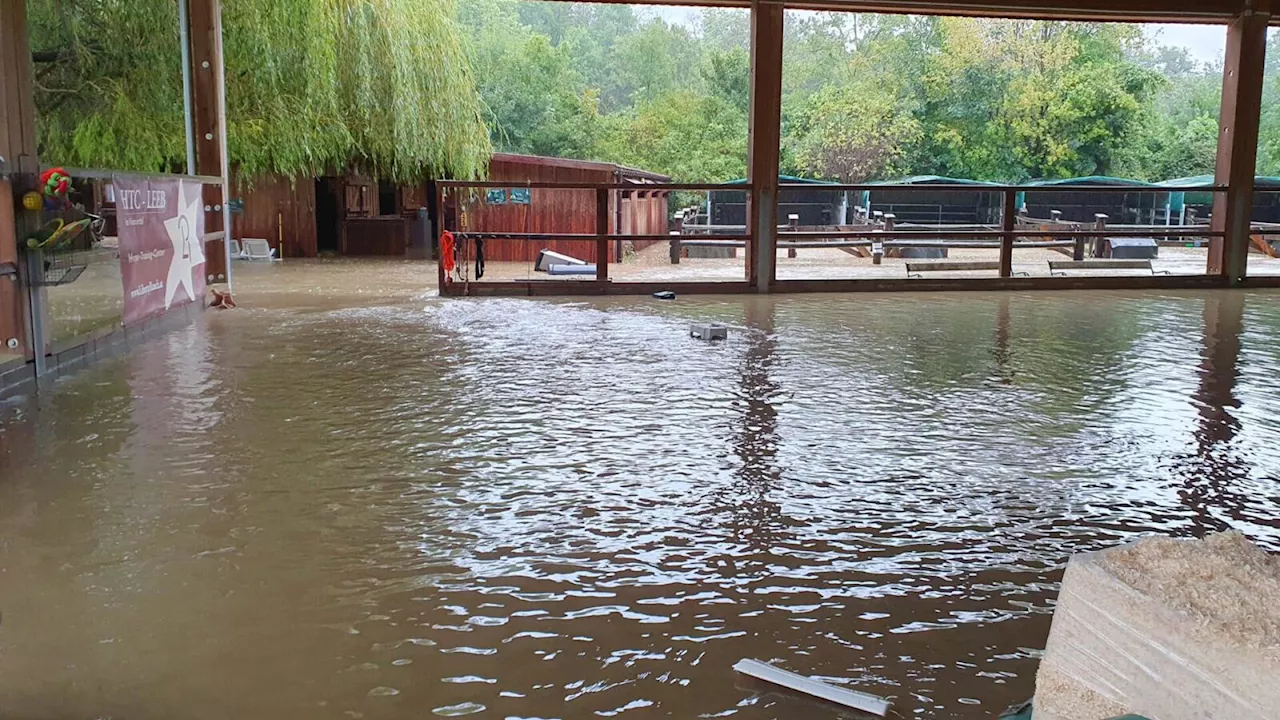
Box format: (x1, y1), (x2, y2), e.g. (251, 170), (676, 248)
(39, 167), (72, 210)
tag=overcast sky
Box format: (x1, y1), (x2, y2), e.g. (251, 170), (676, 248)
(1146, 23), (1226, 64)
(646, 7), (1231, 66)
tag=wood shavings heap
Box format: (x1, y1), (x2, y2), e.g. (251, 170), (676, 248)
(1033, 531), (1280, 720)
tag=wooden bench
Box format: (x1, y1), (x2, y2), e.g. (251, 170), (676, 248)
(1048, 259), (1168, 276)
(906, 261), (1027, 278)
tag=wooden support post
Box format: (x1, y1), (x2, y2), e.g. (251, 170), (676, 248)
(746, 0), (783, 293)
(596, 187), (609, 282)
(787, 214), (799, 258)
(999, 189), (1016, 278)
(1211, 6), (1270, 282)
(0, 0), (38, 362)
(188, 0), (229, 285)
(1094, 214), (1109, 258)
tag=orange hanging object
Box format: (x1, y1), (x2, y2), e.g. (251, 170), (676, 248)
(440, 231), (456, 273)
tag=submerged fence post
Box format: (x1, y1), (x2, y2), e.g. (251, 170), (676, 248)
(999, 189), (1016, 278)
(670, 211), (683, 265)
(874, 214), (893, 265)
(596, 187), (609, 282)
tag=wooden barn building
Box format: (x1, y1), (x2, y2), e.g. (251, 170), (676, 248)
(444, 153), (671, 264)
(193, 153), (669, 275)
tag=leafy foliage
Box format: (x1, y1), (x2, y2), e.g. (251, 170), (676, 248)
(30, 0), (491, 182)
(32, 1), (1280, 187)
(597, 92), (747, 183)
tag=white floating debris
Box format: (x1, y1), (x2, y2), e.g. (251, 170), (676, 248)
(733, 658), (891, 716)
(690, 323), (728, 341)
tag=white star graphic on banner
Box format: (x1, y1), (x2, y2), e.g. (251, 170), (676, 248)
(163, 181), (205, 310)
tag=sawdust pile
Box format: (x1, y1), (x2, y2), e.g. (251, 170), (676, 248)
(1033, 531), (1280, 720)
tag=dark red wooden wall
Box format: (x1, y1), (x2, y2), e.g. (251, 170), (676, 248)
(457, 154), (669, 264)
(233, 174), (318, 258)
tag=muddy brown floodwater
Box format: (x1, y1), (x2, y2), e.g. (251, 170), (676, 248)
(3, 258), (1280, 720)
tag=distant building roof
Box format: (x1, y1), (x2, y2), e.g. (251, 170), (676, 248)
(1023, 176), (1163, 188)
(724, 175), (839, 185)
(1161, 174), (1280, 189)
(489, 152), (671, 182)
(873, 175), (1001, 186)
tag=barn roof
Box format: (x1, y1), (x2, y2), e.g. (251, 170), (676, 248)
(489, 153), (670, 183)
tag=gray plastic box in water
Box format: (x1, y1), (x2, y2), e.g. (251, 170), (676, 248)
(1109, 237), (1158, 260)
(690, 323), (729, 341)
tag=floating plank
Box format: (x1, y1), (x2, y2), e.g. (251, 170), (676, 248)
(733, 659), (891, 717)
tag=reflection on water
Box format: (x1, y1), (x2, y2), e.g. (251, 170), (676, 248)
(2, 272), (1280, 720)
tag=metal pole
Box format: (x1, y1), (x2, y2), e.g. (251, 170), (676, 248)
(24, 251), (47, 380)
(213, 0), (233, 292)
(178, 0), (196, 176)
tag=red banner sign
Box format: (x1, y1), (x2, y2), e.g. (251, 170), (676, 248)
(116, 177), (206, 325)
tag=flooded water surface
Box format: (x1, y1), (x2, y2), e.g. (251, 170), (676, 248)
(3, 262), (1280, 719)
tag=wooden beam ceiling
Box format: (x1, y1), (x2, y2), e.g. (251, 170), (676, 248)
(615, 0), (1269, 25)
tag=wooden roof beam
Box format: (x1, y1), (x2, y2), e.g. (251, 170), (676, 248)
(610, 0), (1264, 24)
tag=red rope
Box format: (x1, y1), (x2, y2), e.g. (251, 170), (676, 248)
(440, 231), (456, 274)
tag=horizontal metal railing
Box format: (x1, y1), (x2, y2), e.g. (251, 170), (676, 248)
(437, 180), (1232, 286)
(437, 181), (751, 286)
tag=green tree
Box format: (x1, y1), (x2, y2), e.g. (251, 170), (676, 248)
(458, 0), (599, 157)
(596, 92), (747, 183)
(698, 8), (749, 53)
(30, 0), (491, 182)
(702, 47), (750, 111)
(789, 85), (921, 181)
(1255, 32), (1280, 175)
(613, 19), (701, 107)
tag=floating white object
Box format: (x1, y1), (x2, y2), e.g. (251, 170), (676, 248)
(534, 249), (587, 272)
(733, 658), (891, 716)
(690, 323), (728, 341)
